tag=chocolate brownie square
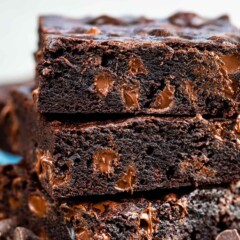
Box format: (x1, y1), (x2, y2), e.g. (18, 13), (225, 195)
(22, 181), (240, 240)
(10, 83), (240, 199)
(35, 13), (240, 116)
(0, 160), (239, 239)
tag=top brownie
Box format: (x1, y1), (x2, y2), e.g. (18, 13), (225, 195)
(35, 12), (240, 116)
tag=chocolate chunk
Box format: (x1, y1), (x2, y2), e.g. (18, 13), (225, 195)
(0, 218), (17, 237)
(216, 229), (240, 240)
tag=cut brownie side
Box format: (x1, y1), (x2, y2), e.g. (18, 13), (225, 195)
(35, 13), (240, 116)
(11, 84), (240, 199)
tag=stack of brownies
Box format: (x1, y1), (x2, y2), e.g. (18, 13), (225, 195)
(0, 12), (240, 239)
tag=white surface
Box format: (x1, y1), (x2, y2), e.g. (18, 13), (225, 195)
(0, 0), (239, 84)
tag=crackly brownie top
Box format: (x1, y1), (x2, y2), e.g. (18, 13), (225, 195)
(39, 12), (240, 44)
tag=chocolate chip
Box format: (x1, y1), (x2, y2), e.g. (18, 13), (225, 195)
(94, 72), (114, 97)
(28, 195), (48, 218)
(121, 85), (139, 110)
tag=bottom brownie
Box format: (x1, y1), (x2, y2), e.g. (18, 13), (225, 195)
(23, 182), (240, 240)
(0, 163), (240, 239)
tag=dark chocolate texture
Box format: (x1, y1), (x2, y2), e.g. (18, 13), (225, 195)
(35, 13), (240, 116)
(10, 84), (240, 199)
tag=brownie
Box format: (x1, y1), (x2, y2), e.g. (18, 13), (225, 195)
(0, 83), (17, 152)
(0, 164), (27, 220)
(10, 84), (240, 199)
(20, 181), (240, 240)
(35, 12), (240, 116)
(0, 82), (31, 152)
(0, 161), (239, 240)
(0, 162), (73, 240)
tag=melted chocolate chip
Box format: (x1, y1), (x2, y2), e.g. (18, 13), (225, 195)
(93, 149), (119, 175)
(151, 82), (175, 111)
(128, 57), (148, 75)
(35, 150), (53, 176)
(221, 55), (240, 74)
(94, 72), (114, 96)
(139, 203), (159, 239)
(121, 85), (139, 109)
(115, 165), (137, 194)
(93, 201), (118, 213)
(28, 195), (48, 218)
